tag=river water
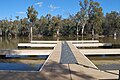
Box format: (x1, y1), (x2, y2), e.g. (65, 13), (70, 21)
(0, 36), (120, 49)
(0, 36), (120, 70)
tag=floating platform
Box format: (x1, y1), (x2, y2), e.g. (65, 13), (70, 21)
(0, 50), (52, 55)
(0, 41), (119, 80)
(31, 41), (58, 44)
(69, 40), (99, 43)
(79, 49), (120, 55)
(18, 43), (56, 48)
(74, 43), (112, 47)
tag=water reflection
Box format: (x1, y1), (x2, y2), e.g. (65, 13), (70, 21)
(0, 37), (18, 49)
(0, 55), (47, 71)
(87, 55), (120, 70)
(0, 36), (120, 49)
(0, 63), (41, 71)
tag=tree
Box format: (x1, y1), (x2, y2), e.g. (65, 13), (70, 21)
(15, 16), (19, 35)
(78, 0), (90, 39)
(61, 18), (76, 37)
(27, 5), (38, 41)
(103, 11), (120, 36)
(16, 16), (19, 20)
(77, 0), (103, 39)
(18, 18), (29, 37)
(88, 1), (103, 36)
(52, 15), (62, 37)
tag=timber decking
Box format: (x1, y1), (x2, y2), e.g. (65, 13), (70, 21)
(74, 43), (112, 47)
(68, 40), (99, 43)
(0, 41), (119, 80)
(0, 50), (52, 55)
(40, 41), (71, 80)
(31, 41), (58, 44)
(18, 43), (56, 48)
(40, 41), (118, 80)
(67, 42), (118, 79)
(79, 49), (120, 55)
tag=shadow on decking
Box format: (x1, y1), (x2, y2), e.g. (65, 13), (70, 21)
(0, 61), (96, 80)
(40, 61), (96, 80)
(77, 63), (119, 76)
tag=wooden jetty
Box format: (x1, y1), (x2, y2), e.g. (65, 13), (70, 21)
(18, 43), (56, 48)
(69, 40), (99, 43)
(80, 49), (120, 55)
(0, 41), (119, 80)
(74, 43), (112, 47)
(0, 50), (52, 55)
(31, 41), (58, 44)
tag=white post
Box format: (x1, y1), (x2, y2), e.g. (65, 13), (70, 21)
(57, 29), (59, 41)
(114, 32), (116, 40)
(82, 28), (83, 41)
(30, 27), (32, 41)
(82, 23), (85, 42)
(92, 28), (94, 40)
(77, 25), (78, 41)
(118, 70), (120, 80)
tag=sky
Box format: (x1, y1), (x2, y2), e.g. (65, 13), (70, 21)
(0, 0), (120, 20)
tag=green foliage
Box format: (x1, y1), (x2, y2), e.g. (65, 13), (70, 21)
(27, 5), (38, 23)
(0, 1), (120, 38)
(77, 0), (103, 35)
(103, 11), (120, 36)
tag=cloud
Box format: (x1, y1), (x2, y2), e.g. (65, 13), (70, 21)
(16, 12), (26, 15)
(35, 2), (43, 7)
(48, 4), (60, 11)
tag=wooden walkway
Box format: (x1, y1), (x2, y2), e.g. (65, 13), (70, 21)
(74, 43), (112, 47)
(18, 43), (56, 48)
(0, 41), (119, 80)
(40, 41), (118, 80)
(79, 49), (120, 55)
(67, 42), (118, 80)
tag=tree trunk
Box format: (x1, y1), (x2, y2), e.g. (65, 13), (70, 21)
(81, 23), (86, 41)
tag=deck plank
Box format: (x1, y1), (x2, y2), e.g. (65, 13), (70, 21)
(0, 41), (119, 80)
(40, 41), (71, 80)
(67, 41), (118, 79)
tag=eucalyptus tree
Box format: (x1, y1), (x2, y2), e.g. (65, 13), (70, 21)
(78, 0), (90, 39)
(61, 18), (76, 37)
(56, 15), (62, 37)
(18, 18), (29, 36)
(45, 14), (53, 36)
(52, 15), (62, 37)
(16, 16), (19, 20)
(103, 11), (120, 36)
(15, 16), (19, 35)
(1, 19), (9, 36)
(39, 16), (48, 36)
(51, 16), (58, 36)
(27, 5), (38, 40)
(88, 1), (103, 36)
(77, 0), (103, 39)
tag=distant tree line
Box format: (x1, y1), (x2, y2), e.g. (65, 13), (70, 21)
(0, 0), (120, 38)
